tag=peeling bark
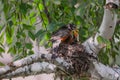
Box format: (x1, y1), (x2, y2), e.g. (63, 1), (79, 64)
(83, 0), (120, 80)
(0, 62), (56, 79)
(0, 53), (70, 76)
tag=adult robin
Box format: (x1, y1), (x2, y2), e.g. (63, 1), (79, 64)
(51, 24), (79, 54)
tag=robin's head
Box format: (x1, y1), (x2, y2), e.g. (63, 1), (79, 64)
(67, 24), (76, 31)
(67, 24), (79, 42)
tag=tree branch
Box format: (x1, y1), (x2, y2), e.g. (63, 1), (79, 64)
(88, 61), (120, 80)
(0, 53), (70, 76)
(42, 0), (51, 23)
(83, 0), (120, 80)
(83, 0), (119, 56)
(0, 62), (56, 79)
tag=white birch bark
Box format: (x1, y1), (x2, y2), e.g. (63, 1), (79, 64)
(0, 0), (120, 80)
(83, 0), (120, 80)
(0, 62), (56, 79)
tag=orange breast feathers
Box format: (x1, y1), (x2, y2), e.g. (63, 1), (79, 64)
(51, 24), (79, 44)
(60, 29), (79, 44)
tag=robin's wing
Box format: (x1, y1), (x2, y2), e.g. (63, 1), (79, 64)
(51, 24), (79, 54)
(51, 27), (70, 54)
(51, 28), (70, 43)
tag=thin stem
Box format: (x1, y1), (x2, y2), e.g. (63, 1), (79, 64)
(36, 3), (48, 31)
(42, 0), (51, 23)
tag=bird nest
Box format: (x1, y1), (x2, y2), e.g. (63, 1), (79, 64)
(52, 43), (91, 75)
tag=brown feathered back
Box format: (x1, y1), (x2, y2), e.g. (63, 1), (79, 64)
(51, 24), (79, 54)
(51, 24), (78, 44)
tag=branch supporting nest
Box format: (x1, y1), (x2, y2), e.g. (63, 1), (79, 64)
(0, 62), (56, 79)
(0, 43), (93, 79)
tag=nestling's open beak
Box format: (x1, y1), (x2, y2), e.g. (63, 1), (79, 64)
(71, 29), (79, 42)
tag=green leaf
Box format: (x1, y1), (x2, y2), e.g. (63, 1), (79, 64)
(16, 42), (22, 48)
(39, 32), (50, 46)
(3, 1), (10, 20)
(0, 47), (5, 53)
(35, 30), (45, 38)
(75, 16), (85, 25)
(23, 24), (34, 30)
(41, 12), (49, 26)
(115, 34), (120, 39)
(38, 3), (44, 11)
(45, 41), (52, 48)
(30, 17), (36, 25)
(28, 31), (35, 40)
(97, 36), (105, 43)
(13, 54), (23, 61)
(0, 62), (5, 66)
(98, 51), (109, 65)
(97, 36), (111, 49)
(114, 45), (119, 51)
(106, 41), (111, 49)
(6, 26), (13, 44)
(64, 76), (72, 80)
(47, 22), (57, 33)
(19, 3), (27, 15)
(111, 50), (118, 59)
(34, 0), (40, 3)
(45, 32), (51, 40)
(28, 50), (34, 55)
(19, 3), (32, 15)
(16, 30), (26, 39)
(8, 20), (13, 27)
(8, 46), (16, 55)
(25, 43), (33, 49)
(47, 22), (64, 33)
(0, 32), (4, 44)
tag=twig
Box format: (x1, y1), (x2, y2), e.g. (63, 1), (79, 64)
(117, 19), (120, 25)
(36, 3), (48, 31)
(42, 0), (51, 23)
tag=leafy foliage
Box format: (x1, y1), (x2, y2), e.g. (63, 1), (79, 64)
(0, 0), (120, 67)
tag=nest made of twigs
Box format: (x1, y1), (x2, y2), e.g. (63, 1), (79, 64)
(52, 43), (90, 75)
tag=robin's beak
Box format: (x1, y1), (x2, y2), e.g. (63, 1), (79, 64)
(71, 29), (79, 41)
